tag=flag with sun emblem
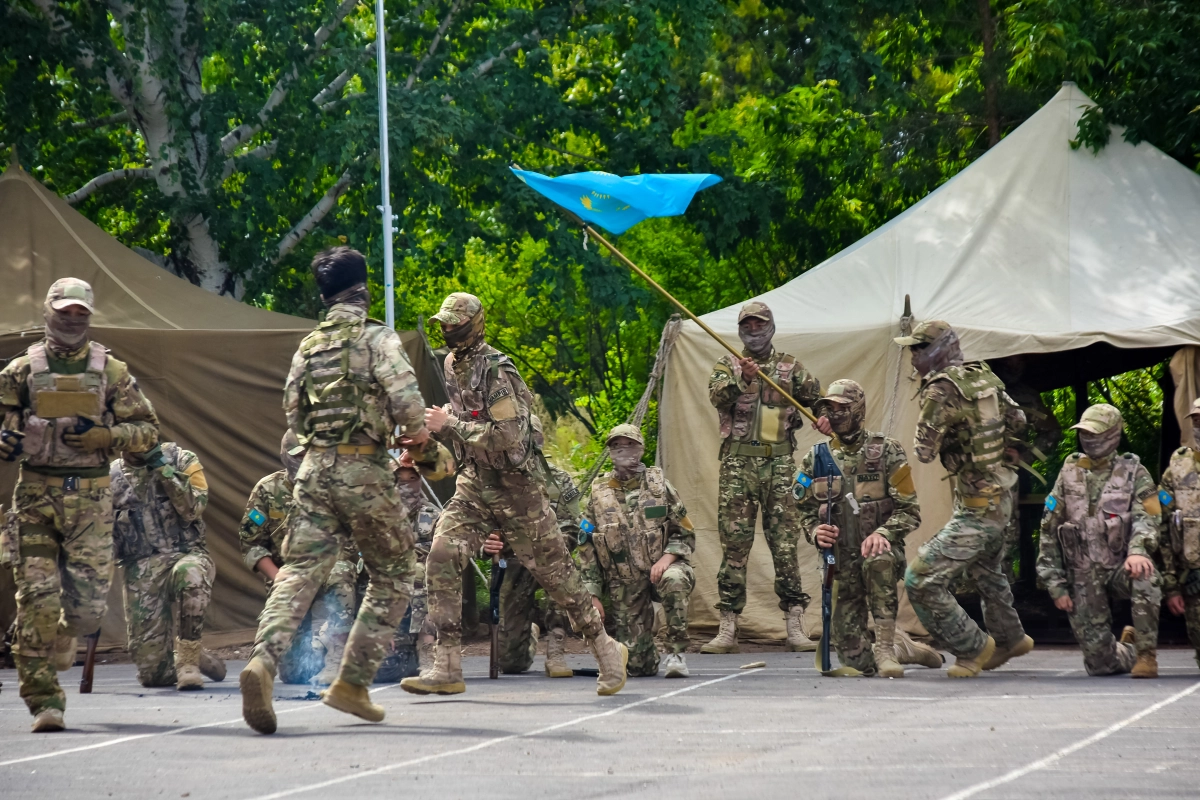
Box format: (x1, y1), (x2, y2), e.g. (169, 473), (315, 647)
(510, 168), (721, 234)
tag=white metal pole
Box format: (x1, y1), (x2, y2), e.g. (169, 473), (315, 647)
(375, 0), (395, 329)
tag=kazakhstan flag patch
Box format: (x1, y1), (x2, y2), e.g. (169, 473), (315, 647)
(248, 508), (266, 526)
(1044, 495), (1057, 512)
(1159, 489), (1174, 508)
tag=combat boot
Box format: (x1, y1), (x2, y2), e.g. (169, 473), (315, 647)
(785, 606), (817, 652)
(700, 610), (739, 654)
(174, 637), (205, 690)
(239, 655), (277, 734)
(417, 640), (434, 674)
(1132, 651), (1159, 679)
(312, 634), (347, 686)
(544, 627), (573, 678)
(663, 652), (689, 678)
(589, 630), (629, 696)
(321, 679), (385, 722)
(946, 636), (996, 679)
(52, 634), (77, 672)
(400, 645), (465, 695)
(200, 649), (227, 682)
(983, 635), (1034, 671)
(31, 708), (64, 733)
(529, 623), (541, 665)
(894, 627), (943, 669)
(1120, 625), (1136, 644)
(872, 620), (904, 678)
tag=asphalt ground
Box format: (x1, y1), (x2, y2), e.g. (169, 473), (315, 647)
(1, 647), (1198, 800)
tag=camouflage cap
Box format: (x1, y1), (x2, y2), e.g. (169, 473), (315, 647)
(1189, 398), (1200, 418)
(818, 379), (864, 406)
(606, 423), (644, 446)
(431, 292), (482, 327)
(1072, 403), (1123, 434)
(894, 319), (953, 347)
(46, 277), (95, 313)
(737, 301), (773, 324)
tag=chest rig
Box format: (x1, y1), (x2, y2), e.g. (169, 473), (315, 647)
(298, 315), (384, 446)
(21, 341), (112, 469)
(111, 443), (206, 562)
(719, 353), (798, 449)
(588, 468), (669, 583)
(444, 349), (533, 471)
(1056, 454), (1139, 572)
(1166, 449), (1200, 570)
(928, 363), (1007, 477)
(808, 433), (896, 549)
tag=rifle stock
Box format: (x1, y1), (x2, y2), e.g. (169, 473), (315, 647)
(811, 443), (843, 675)
(79, 630), (99, 694)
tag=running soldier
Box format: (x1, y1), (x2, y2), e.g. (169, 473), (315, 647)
(1159, 398), (1200, 670)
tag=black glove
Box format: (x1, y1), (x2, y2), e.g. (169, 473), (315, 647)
(0, 431), (24, 462)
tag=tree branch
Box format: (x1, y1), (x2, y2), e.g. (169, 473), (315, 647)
(221, 140), (278, 180)
(312, 42), (375, 108)
(472, 31), (535, 78)
(221, 0), (361, 154)
(273, 168), (354, 263)
(71, 111), (131, 130)
(65, 167), (153, 205)
(406, 0), (464, 91)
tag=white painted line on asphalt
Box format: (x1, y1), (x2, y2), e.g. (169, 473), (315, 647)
(939, 679), (1200, 800)
(0, 684), (400, 768)
(244, 669), (757, 800)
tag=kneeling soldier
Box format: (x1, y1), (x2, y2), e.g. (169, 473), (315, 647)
(1159, 399), (1200, 670)
(578, 424), (696, 678)
(1037, 403), (1162, 677)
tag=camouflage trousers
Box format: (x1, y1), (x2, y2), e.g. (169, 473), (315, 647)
(716, 453), (808, 614)
(498, 559), (572, 673)
(1066, 565), (1161, 675)
(407, 573), (430, 637)
(610, 561), (694, 677)
(427, 466), (602, 648)
(1182, 591), (1200, 667)
(274, 558), (357, 684)
(832, 543), (905, 675)
(905, 493), (1025, 658)
(123, 551), (215, 687)
(251, 452), (415, 687)
(10, 476), (114, 716)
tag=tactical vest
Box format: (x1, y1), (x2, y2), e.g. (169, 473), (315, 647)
(1165, 448), (1200, 570)
(297, 315), (385, 447)
(1056, 454), (1140, 572)
(111, 443), (206, 562)
(588, 468), (669, 583)
(808, 433), (896, 549)
(445, 350), (534, 470)
(21, 342), (112, 469)
(718, 354), (798, 446)
(929, 362), (1007, 476)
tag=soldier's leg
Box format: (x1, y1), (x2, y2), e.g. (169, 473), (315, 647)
(426, 491), (492, 649)
(904, 509), (989, 658)
(715, 455), (761, 614)
(612, 577), (658, 676)
(833, 558), (874, 674)
(172, 552), (216, 641)
(1185, 594), (1200, 669)
(761, 455), (809, 612)
(1066, 569), (1133, 675)
(124, 555), (176, 687)
(1109, 565), (1162, 657)
(498, 560), (540, 673)
(964, 507), (1026, 651)
(655, 562), (695, 655)
(57, 484), (116, 640)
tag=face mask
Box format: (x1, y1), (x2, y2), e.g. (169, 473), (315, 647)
(910, 330), (963, 376)
(823, 404), (861, 437)
(1079, 427), (1121, 460)
(44, 310), (90, 353)
(738, 320), (775, 358)
(321, 283), (370, 310)
(1192, 426), (1200, 452)
(396, 477), (423, 510)
(442, 310), (486, 354)
(609, 444), (645, 474)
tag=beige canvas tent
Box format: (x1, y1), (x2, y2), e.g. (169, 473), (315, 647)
(0, 159), (449, 648)
(661, 83), (1200, 639)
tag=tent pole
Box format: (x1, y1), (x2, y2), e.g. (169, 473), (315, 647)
(376, 0), (396, 329)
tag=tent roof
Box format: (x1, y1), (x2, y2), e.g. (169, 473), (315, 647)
(0, 162), (309, 332)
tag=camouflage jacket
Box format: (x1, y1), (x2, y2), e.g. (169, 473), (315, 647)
(795, 430), (921, 553)
(239, 470), (294, 572)
(1157, 447), (1200, 595)
(1037, 452), (1160, 599)
(546, 462), (582, 550)
(111, 443), (207, 564)
(577, 466), (694, 594)
(709, 348), (821, 452)
(409, 501), (440, 564)
(0, 339), (159, 475)
(283, 303), (426, 447)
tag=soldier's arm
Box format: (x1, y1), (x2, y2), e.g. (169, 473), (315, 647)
(1158, 471), (1182, 595)
(1127, 466), (1162, 558)
(441, 364), (528, 453)
(662, 480), (695, 559)
(578, 496), (604, 596)
(155, 449), (208, 523)
(239, 480), (276, 572)
(880, 441), (921, 544)
(282, 350), (306, 440)
(372, 329), (427, 437)
(554, 470), (583, 545)
(105, 360), (159, 453)
(791, 363), (822, 409)
(708, 358), (745, 410)
(1036, 475), (1070, 599)
(793, 450), (821, 544)
(1000, 390), (1028, 442)
(913, 381), (954, 464)
(0, 357), (29, 428)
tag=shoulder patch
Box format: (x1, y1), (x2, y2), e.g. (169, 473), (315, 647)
(1045, 495), (1057, 513)
(795, 472), (813, 488)
(487, 385), (512, 404)
(1160, 489), (1174, 508)
(248, 508), (266, 526)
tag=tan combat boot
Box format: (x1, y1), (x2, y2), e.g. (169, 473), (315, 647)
(312, 634), (347, 687)
(1120, 625), (1136, 644)
(983, 635), (1035, 671)
(417, 640), (434, 674)
(321, 679), (385, 722)
(174, 637), (205, 690)
(544, 627), (573, 678)
(52, 634), (77, 672)
(700, 610), (740, 654)
(1132, 651), (1159, 679)
(872, 620), (904, 678)
(589, 630), (629, 696)
(400, 644), (466, 695)
(894, 627), (944, 669)
(200, 649), (227, 682)
(31, 708), (65, 733)
(239, 655), (277, 734)
(785, 606), (817, 652)
(946, 636), (996, 679)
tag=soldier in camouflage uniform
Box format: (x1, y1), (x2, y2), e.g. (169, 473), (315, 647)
(497, 414), (582, 678)
(577, 424), (695, 678)
(1158, 398), (1200, 670)
(1038, 403), (1162, 678)
(238, 430), (359, 685)
(705, 301), (828, 654)
(240, 247), (432, 734)
(795, 380), (941, 677)
(894, 321), (1032, 678)
(112, 442), (227, 690)
(401, 292), (628, 697)
(0, 278), (159, 733)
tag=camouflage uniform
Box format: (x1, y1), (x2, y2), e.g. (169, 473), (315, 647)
(997, 376), (1061, 583)
(111, 443), (213, 687)
(796, 430), (921, 674)
(238, 470), (359, 683)
(0, 280), (158, 721)
(1158, 435), (1200, 667)
(579, 465), (695, 676)
(249, 301), (425, 688)
(403, 497), (440, 641)
(498, 463), (581, 673)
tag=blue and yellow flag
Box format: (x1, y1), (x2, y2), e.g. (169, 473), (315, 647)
(511, 168), (722, 234)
